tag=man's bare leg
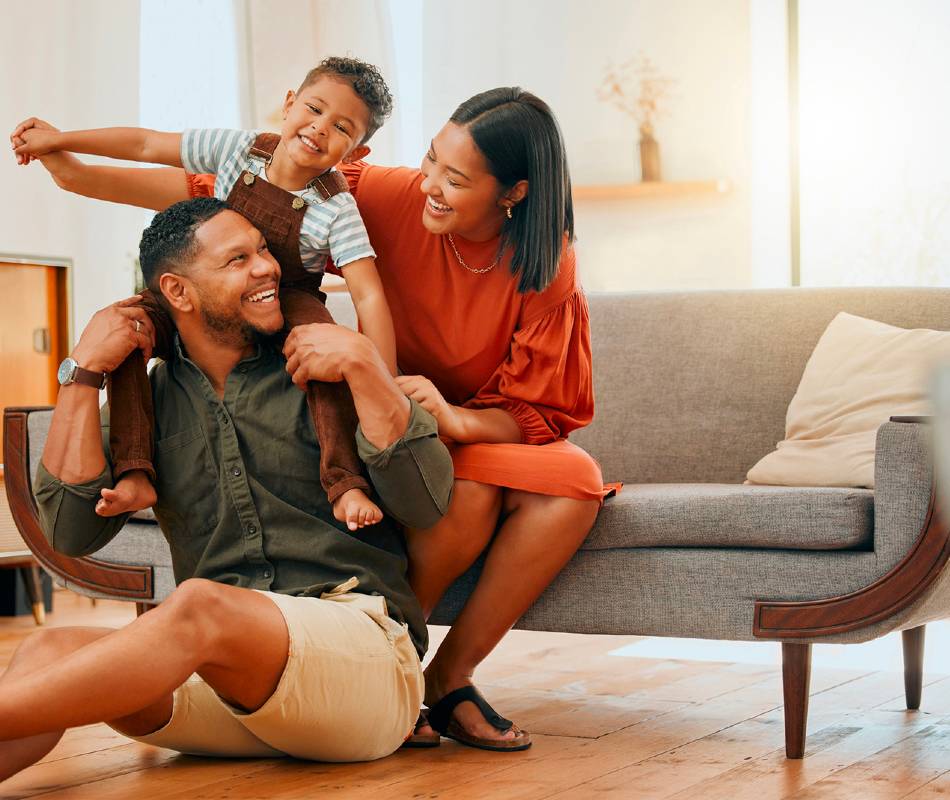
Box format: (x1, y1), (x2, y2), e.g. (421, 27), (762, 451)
(0, 627), (113, 781)
(0, 580), (289, 783)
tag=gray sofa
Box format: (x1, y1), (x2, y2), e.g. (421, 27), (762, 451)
(5, 287), (949, 759)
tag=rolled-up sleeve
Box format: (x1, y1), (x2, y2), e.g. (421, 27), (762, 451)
(355, 400), (453, 529)
(33, 463), (130, 557)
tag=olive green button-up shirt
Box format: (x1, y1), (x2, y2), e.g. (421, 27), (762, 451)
(34, 340), (454, 656)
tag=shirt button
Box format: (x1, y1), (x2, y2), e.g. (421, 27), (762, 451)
(262, 569), (272, 579)
(248, 524), (257, 534)
(231, 467), (242, 477)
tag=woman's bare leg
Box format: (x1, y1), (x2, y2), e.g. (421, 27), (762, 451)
(407, 485), (599, 742)
(406, 479), (503, 618)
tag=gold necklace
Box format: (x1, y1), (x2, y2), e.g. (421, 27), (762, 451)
(447, 234), (500, 274)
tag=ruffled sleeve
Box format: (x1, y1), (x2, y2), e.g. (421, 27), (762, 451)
(186, 172), (216, 198)
(464, 285), (594, 445)
(337, 160), (366, 195)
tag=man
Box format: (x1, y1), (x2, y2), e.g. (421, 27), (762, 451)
(0, 198), (452, 782)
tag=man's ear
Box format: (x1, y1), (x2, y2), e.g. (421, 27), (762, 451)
(342, 144), (370, 164)
(158, 273), (193, 313)
(282, 90), (296, 119)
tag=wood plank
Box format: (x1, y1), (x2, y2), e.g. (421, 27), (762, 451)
(0, 742), (176, 799)
(902, 770), (950, 799)
(27, 754), (282, 800)
(785, 721), (950, 799)
(540, 670), (930, 800)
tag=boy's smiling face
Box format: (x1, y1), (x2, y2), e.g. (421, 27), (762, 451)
(279, 76), (371, 177)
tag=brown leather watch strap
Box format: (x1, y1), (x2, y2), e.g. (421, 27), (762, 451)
(71, 365), (107, 389)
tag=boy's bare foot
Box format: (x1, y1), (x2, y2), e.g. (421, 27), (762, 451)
(95, 469), (157, 517)
(332, 488), (383, 531)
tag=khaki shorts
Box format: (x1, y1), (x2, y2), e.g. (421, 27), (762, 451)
(126, 580), (423, 762)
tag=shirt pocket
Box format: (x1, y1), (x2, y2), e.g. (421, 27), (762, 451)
(153, 425), (219, 537)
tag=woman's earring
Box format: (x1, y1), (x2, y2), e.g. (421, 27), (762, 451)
(506, 206), (513, 220)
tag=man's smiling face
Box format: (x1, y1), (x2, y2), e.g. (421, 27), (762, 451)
(187, 210), (284, 344)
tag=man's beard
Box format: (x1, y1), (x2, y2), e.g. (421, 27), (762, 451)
(197, 288), (282, 348)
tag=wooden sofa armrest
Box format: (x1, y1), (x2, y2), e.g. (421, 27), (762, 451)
(754, 419), (949, 638)
(3, 407), (154, 600)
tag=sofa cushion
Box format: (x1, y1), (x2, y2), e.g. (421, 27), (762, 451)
(746, 312), (950, 488)
(582, 484), (873, 551)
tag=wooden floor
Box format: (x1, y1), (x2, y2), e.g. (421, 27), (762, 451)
(1, 592), (949, 799)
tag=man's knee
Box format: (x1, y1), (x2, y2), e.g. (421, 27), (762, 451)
(161, 578), (232, 651)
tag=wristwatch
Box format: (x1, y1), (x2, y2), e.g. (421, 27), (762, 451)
(57, 357), (107, 390)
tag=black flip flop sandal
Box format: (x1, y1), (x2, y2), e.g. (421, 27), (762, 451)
(427, 686), (532, 752)
(400, 709), (441, 748)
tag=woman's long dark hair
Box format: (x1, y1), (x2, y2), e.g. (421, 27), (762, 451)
(450, 88), (574, 294)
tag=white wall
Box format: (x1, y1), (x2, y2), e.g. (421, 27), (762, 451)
(1, 1), (144, 343)
(418, 0), (755, 291)
(798, 0), (950, 287)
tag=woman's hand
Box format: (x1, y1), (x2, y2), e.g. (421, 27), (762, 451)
(395, 375), (464, 439)
(10, 117), (59, 165)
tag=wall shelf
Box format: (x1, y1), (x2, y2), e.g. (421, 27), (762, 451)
(572, 180), (731, 201)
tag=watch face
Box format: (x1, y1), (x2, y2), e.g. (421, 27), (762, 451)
(57, 357), (78, 385)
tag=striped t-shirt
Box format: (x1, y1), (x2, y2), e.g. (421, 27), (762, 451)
(180, 129), (375, 273)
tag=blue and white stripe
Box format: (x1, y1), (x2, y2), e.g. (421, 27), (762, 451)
(181, 128), (375, 272)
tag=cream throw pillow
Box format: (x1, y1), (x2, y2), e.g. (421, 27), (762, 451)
(747, 312), (950, 488)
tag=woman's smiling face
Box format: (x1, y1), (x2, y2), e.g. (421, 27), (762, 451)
(419, 122), (508, 242)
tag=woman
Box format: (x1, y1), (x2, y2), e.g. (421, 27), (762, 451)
(12, 88), (609, 752)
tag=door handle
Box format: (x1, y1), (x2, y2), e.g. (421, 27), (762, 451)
(32, 328), (51, 354)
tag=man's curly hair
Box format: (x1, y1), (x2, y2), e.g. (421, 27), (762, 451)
(139, 197), (230, 292)
(299, 56), (393, 144)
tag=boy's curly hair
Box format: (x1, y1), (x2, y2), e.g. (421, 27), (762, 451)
(299, 56), (393, 144)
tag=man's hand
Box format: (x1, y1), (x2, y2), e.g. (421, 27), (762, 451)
(283, 323), (378, 388)
(394, 375), (464, 439)
(70, 296), (156, 375)
(10, 117), (60, 165)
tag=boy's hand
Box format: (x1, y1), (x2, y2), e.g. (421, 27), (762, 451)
(10, 117), (60, 165)
(395, 375), (464, 439)
(283, 323), (372, 387)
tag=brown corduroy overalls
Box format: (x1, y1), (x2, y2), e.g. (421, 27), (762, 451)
(108, 133), (371, 504)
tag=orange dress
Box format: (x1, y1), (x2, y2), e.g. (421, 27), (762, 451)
(188, 165), (611, 502)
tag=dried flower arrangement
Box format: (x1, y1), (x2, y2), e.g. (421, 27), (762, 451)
(597, 54), (675, 181)
(597, 54), (675, 137)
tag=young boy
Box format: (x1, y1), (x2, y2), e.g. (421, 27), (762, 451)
(13, 56), (397, 532)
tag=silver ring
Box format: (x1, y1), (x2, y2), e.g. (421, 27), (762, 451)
(134, 320), (142, 333)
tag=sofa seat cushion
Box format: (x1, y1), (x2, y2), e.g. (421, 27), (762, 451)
(582, 483), (874, 551)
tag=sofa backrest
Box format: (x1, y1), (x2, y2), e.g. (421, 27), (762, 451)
(569, 288), (950, 484)
(28, 291), (941, 489)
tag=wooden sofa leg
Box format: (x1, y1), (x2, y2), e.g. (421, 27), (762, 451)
(902, 626), (925, 710)
(20, 565), (46, 626)
(782, 643), (811, 759)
